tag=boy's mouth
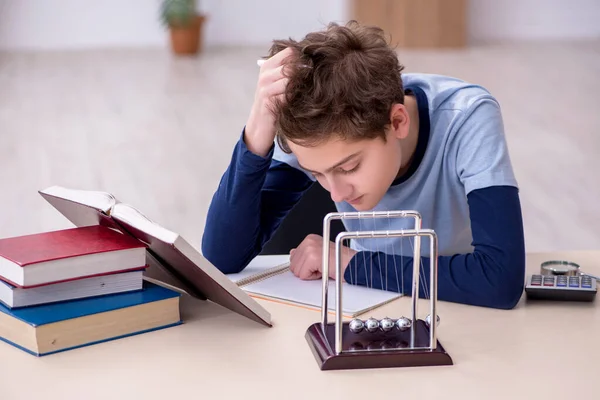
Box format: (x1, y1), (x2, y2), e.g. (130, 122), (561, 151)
(348, 195), (364, 205)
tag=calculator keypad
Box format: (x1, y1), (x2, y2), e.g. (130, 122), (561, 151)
(543, 276), (555, 286)
(528, 274), (594, 288)
(556, 276), (567, 287)
(569, 277), (580, 287)
(526, 274), (597, 301)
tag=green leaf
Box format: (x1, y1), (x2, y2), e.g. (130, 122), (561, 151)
(159, 0), (197, 28)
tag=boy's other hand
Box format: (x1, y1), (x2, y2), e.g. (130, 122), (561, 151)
(289, 234), (357, 281)
(244, 47), (295, 158)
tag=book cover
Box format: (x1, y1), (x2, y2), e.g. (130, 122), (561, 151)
(0, 225), (148, 288)
(0, 281), (182, 356)
(0, 225), (146, 267)
(0, 281), (179, 326)
(111, 204), (272, 327)
(38, 185), (273, 327)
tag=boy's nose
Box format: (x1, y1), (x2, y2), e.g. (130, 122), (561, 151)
(329, 181), (351, 203)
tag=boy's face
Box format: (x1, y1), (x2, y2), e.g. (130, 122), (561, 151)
(287, 129), (403, 211)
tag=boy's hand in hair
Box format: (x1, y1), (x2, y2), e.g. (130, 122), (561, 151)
(289, 234), (357, 281)
(244, 47), (295, 157)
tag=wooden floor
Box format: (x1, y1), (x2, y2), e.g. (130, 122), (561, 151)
(0, 41), (599, 255)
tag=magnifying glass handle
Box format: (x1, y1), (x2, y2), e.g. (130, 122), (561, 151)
(582, 273), (600, 282)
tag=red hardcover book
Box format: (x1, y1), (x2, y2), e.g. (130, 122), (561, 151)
(0, 225), (147, 288)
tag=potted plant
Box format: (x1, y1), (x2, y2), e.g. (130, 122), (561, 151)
(160, 0), (206, 55)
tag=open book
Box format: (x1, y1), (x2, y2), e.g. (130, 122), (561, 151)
(228, 255), (401, 317)
(38, 185), (272, 327)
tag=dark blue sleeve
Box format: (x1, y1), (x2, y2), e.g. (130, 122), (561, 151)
(343, 185), (526, 309)
(201, 130), (313, 274)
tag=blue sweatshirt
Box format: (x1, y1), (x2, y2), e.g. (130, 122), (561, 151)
(202, 73), (526, 310)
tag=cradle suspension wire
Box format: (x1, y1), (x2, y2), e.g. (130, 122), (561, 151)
(409, 235), (430, 301)
(353, 241), (358, 286)
(368, 215), (374, 289)
(401, 229), (404, 297)
(388, 217), (401, 295)
(384, 222), (389, 292)
(358, 214), (370, 289)
(349, 219), (357, 286)
(376, 221), (383, 290)
(347, 237), (354, 285)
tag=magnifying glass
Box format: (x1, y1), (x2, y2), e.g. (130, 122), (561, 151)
(540, 260), (600, 281)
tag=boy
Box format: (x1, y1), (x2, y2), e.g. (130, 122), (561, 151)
(201, 21), (525, 310)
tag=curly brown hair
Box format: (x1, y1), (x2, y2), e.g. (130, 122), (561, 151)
(266, 21), (406, 154)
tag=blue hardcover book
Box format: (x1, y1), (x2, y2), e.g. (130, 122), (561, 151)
(0, 281), (182, 356)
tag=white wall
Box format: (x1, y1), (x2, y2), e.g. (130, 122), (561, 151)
(0, 0), (166, 50)
(202, 0), (347, 47)
(469, 0), (600, 42)
(0, 0), (598, 51)
(0, 0), (347, 51)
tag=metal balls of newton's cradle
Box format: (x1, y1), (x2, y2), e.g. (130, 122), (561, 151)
(348, 318), (364, 333)
(364, 317), (380, 333)
(349, 317), (415, 333)
(396, 316), (411, 332)
(426, 314), (441, 328)
(349, 315), (439, 334)
(380, 317), (395, 332)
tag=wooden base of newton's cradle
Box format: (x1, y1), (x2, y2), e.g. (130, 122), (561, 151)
(305, 319), (453, 371)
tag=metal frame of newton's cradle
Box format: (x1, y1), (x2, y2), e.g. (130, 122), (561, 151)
(304, 210), (453, 370)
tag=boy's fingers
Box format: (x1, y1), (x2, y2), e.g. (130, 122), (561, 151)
(269, 47), (295, 66)
(299, 263), (314, 280)
(259, 64), (285, 84)
(296, 252), (307, 277)
(261, 48), (296, 72)
(269, 78), (289, 97)
(289, 248), (297, 270)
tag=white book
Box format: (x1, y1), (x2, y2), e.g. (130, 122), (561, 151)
(228, 255), (401, 317)
(0, 270), (144, 309)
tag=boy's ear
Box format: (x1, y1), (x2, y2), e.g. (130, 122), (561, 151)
(389, 103), (410, 139)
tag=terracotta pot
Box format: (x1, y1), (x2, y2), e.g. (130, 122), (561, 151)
(169, 14), (206, 55)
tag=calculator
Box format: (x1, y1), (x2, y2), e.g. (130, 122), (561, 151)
(525, 274), (597, 302)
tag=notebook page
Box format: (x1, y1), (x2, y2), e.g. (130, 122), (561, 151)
(242, 270), (401, 315)
(227, 255), (290, 286)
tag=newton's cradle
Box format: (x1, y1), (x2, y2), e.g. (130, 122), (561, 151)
(304, 210), (453, 370)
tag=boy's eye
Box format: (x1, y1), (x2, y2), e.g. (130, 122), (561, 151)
(339, 164), (360, 174)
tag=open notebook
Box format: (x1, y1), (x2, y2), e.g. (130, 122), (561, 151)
(38, 185), (272, 327)
(228, 255), (401, 317)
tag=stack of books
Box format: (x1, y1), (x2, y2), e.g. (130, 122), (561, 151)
(0, 225), (182, 357)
